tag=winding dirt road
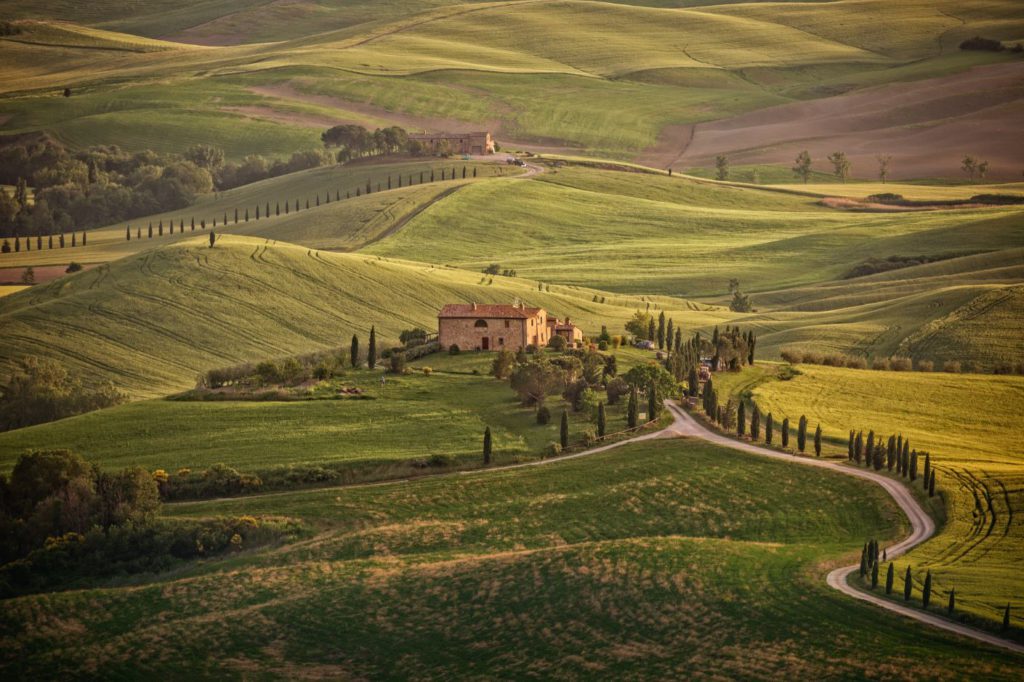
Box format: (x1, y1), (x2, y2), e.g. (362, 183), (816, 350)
(663, 401), (1024, 656)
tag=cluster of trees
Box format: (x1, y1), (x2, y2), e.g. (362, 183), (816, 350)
(321, 125), (412, 162)
(211, 147), (335, 191)
(482, 263), (517, 277)
(0, 357), (125, 432)
(960, 155), (990, 182)
(847, 429), (938, 497)
(0, 137), (218, 237)
(727, 278), (754, 313)
(780, 348), (1022, 375)
(703, 385), (823, 457)
(791, 150), (900, 184)
(959, 36), (1024, 53)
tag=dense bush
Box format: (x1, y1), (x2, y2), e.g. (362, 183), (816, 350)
(158, 463), (262, 501)
(843, 253), (963, 279)
(959, 36), (1005, 51)
(0, 356), (125, 432)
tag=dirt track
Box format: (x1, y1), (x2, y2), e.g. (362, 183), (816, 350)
(648, 61), (1024, 181)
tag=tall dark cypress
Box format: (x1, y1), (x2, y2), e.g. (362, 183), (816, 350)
(923, 453), (931, 489)
(885, 563), (895, 594)
(765, 412), (774, 445)
(910, 451), (918, 481)
(928, 470), (936, 497)
(797, 415), (807, 453)
(560, 410), (569, 448)
(814, 425), (822, 457)
(947, 588), (955, 615)
(751, 405), (760, 440)
(627, 387), (638, 428)
(368, 326), (377, 369)
(871, 560), (879, 589)
(657, 312), (666, 350)
(1002, 604), (1010, 631)
(904, 566), (913, 601)
(597, 402), (606, 438)
(648, 383), (658, 422)
(855, 431), (863, 463)
(350, 334), (359, 368)
(859, 545), (867, 577)
(848, 430), (855, 460)
(737, 401), (746, 437)
(922, 571), (932, 609)
(483, 426), (492, 464)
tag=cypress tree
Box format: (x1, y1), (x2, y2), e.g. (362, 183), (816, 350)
(737, 401), (746, 437)
(922, 570), (932, 609)
(855, 430), (863, 463)
(797, 415), (807, 452)
(910, 451), (918, 481)
(848, 430), (855, 460)
(902, 440), (911, 477)
(245, 208), (249, 222)
(135, 228), (140, 240)
(748, 333), (756, 364)
(947, 588), (955, 615)
(59, 233), (65, 247)
(904, 566), (913, 601)
(256, 204), (260, 220)
(765, 412), (774, 445)
(224, 211), (228, 224)
(687, 367), (699, 397)
(657, 311), (666, 349)
(368, 325), (377, 369)
(316, 194), (320, 206)
(865, 430), (874, 465)
(1002, 604), (1010, 631)
(781, 417), (790, 449)
(276, 202), (280, 216)
(234, 208), (238, 224)
(928, 470), (936, 497)
(560, 410), (569, 448)
(13, 236), (19, 252)
(666, 318), (674, 354)
(627, 387), (638, 428)
(923, 453), (931, 489)
(674, 327), (682, 353)
(814, 425), (822, 457)
(859, 544), (867, 576)
(885, 563), (895, 594)
(597, 401), (606, 438)
(648, 383), (658, 422)
(871, 560), (879, 588)
(285, 201), (289, 214)
(126, 225), (131, 241)
(49, 235), (54, 248)
(483, 426), (492, 464)
(751, 405), (760, 440)
(71, 233), (76, 247)
(305, 199), (309, 209)
(647, 318), (655, 341)
(350, 334), (359, 368)
(266, 202), (270, 217)
(209, 230), (215, 248)
(36, 235), (41, 250)
(191, 217), (196, 230)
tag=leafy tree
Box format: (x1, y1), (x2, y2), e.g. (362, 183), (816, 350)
(827, 151), (850, 182)
(729, 289), (753, 313)
(510, 357), (567, 406)
(792, 150), (812, 183)
(0, 357), (125, 432)
(560, 410), (569, 448)
(491, 349), (516, 379)
(625, 310), (654, 340)
(961, 155), (977, 181)
(797, 415), (807, 452)
(483, 427), (492, 464)
(715, 155), (729, 181)
(814, 424), (822, 457)
(350, 335), (359, 368)
(368, 326), (377, 369)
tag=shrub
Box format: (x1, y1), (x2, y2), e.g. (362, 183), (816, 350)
(581, 428), (598, 446)
(65, 262), (83, 273)
(872, 357), (890, 371)
(598, 340), (608, 351)
(255, 361), (281, 385)
(547, 442), (562, 457)
(548, 335), (567, 351)
(823, 354), (847, 367)
(536, 405), (551, 425)
(845, 356), (868, 369)
(389, 351), (406, 375)
(449, 344), (461, 355)
(801, 351), (824, 365)
(422, 367), (432, 376)
(780, 349), (803, 364)
(889, 356), (912, 371)
(915, 359), (934, 372)
(942, 360), (962, 373)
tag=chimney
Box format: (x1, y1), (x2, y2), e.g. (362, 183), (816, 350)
(472, 302), (477, 311)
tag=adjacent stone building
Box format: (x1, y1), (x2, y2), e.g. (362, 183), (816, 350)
(547, 316), (583, 346)
(410, 132), (495, 156)
(438, 302), (549, 351)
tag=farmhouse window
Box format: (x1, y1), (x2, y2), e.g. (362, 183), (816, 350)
(474, 319), (488, 328)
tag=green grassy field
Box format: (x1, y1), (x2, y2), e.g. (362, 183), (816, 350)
(0, 352), (643, 476)
(742, 363), (1024, 630)
(0, 234), (729, 397)
(4, 438), (1021, 677)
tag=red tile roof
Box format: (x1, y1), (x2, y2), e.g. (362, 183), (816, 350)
(439, 303), (543, 319)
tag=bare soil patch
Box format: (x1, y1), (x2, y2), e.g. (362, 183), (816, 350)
(660, 62), (1024, 181)
(0, 263), (98, 285)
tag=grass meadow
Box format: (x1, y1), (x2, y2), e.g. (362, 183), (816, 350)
(4, 438), (1021, 677)
(743, 364), (1024, 630)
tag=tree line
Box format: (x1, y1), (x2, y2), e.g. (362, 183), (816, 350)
(0, 356), (125, 433)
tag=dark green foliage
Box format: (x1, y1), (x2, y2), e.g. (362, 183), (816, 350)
(814, 425), (822, 457)
(750, 405), (760, 440)
(885, 563), (895, 594)
(781, 417), (790, 449)
(657, 311), (666, 350)
(923, 453), (931, 489)
(627, 387), (639, 428)
(209, 230), (216, 248)
(389, 351), (406, 375)
(922, 571), (932, 609)
(1003, 604), (1011, 631)
(536, 405), (551, 425)
(797, 416), (807, 452)
(859, 545), (867, 577)
(948, 588), (955, 615)
(854, 431), (863, 463)
(368, 326), (377, 369)
(560, 410), (569, 448)
(910, 451), (918, 481)
(765, 413), (774, 445)
(904, 566), (913, 601)
(350, 335), (360, 368)
(0, 357), (125, 432)
(737, 401), (746, 437)
(928, 470), (936, 497)
(483, 427), (492, 465)
(597, 402), (606, 437)
(871, 560), (879, 588)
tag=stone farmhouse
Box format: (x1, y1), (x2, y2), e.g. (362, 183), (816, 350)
(410, 131), (495, 156)
(548, 315), (583, 345)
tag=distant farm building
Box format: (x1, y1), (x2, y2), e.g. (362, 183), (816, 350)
(547, 316), (583, 346)
(410, 131), (495, 155)
(439, 302), (550, 351)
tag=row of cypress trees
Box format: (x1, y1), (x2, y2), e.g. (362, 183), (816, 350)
(121, 166), (481, 242)
(1, 231), (87, 253)
(847, 429), (938, 497)
(705, 385), (823, 456)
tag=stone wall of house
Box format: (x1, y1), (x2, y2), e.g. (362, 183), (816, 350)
(439, 313), (549, 351)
